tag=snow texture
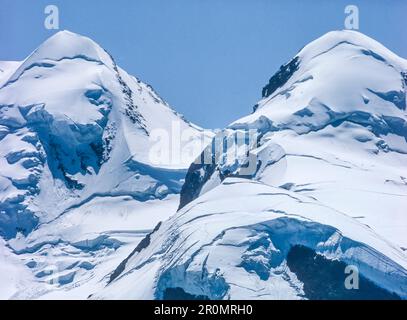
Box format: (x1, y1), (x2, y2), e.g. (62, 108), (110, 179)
(100, 31), (407, 300)
(0, 31), (210, 299)
(1, 30), (407, 300)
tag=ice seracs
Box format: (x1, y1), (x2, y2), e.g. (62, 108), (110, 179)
(1, 29), (406, 300)
(181, 30), (407, 248)
(0, 30), (212, 298)
(0, 30), (212, 238)
(100, 30), (407, 300)
(99, 178), (407, 299)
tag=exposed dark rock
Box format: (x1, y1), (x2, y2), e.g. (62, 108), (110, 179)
(108, 222), (162, 283)
(262, 57), (300, 98)
(286, 245), (401, 300)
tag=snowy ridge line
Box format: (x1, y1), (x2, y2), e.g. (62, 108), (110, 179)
(0, 28), (210, 239)
(0, 29), (214, 298)
(259, 35), (407, 106)
(1, 29), (407, 299)
(98, 30), (407, 300)
(99, 182), (406, 298)
(0, 55), (105, 90)
(108, 222), (162, 284)
(106, 51), (149, 135)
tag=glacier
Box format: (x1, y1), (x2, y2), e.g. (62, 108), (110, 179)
(0, 30), (406, 300)
(0, 30), (212, 299)
(98, 30), (407, 300)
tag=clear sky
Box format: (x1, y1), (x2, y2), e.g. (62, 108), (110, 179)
(1, 0), (406, 128)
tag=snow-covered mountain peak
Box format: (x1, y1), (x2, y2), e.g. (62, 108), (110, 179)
(227, 30), (407, 165)
(242, 30), (407, 126)
(298, 30), (406, 67)
(7, 30), (114, 85)
(0, 30), (212, 239)
(37, 30), (107, 56)
(179, 30), (407, 248)
(2, 29), (406, 300)
(99, 31), (407, 301)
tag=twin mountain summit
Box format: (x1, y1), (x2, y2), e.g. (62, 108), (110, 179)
(0, 30), (406, 300)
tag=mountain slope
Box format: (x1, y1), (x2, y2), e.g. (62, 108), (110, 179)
(100, 30), (407, 300)
(99, 178), (407, 299)
(0, 30), (212, 239)
(0, 61), (20, 87)
(0, 31), (212, 299)
(180, 30), (407, 248)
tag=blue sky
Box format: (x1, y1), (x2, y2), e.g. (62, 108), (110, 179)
(1, 0), (406, 128)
